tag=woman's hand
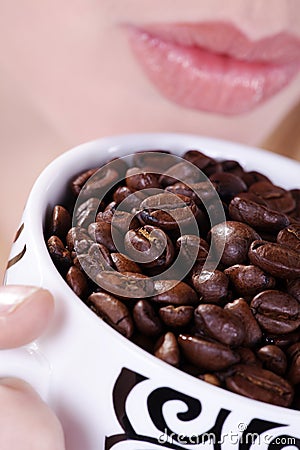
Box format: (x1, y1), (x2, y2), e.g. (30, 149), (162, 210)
(0, 285), (65, 450)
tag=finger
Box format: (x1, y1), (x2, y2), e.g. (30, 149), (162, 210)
(0, 285), (54, 349)
(0, 377), (65, 450)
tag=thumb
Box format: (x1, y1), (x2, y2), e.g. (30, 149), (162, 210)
(0, 377), (65, 450)
(0, 285), (54, 349)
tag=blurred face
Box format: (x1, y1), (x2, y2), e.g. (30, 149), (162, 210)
(1, 0), (300, 146)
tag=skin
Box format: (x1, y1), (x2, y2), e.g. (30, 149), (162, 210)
(0, 2), (300, 443)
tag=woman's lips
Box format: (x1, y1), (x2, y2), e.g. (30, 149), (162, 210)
(126, 23), (300, 115)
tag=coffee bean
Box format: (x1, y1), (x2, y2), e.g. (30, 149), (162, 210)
(251, 290), (300, 334)
(277, 224), (300, 252)
(159, 161), (201, 186)
(111, 252), (142, 273)
(126, 167), (160, 191)
(66, 227), (91, 252)
(152, 280), (198, 305)
(139, 193), (200, 232)
(66, 265), (88, 299)
(224, 264), (276, 297)
(124, 225), (174, 271)
(210, 221), (261, 266)
(72, 166), (119, 200)
(248, 240), (300, 279)
(194, 304), (245, 347)
(133, 300), (163, 337)
(225, 364), (294, 407)
(198, 373), (221, 387)
(159, 305), (194, 328)
(88, 221), (120, 253)
(155, 332), (180, 367)
(249, 181), (296, 214)
(47, 235), (72, 269)
(74, 198), (101, 228)
(88, 292), (133, 338)
(210, 172), (247, 203)
(225, 298), (262, 347)
(257, 345), (287, 375)
(51, 205), (71, 239)
(95, 271), (154, 299)
(192, 270), (229, 304)
(229, 195), (289, 232)
(176, 235), (209, 266)
(241, 171), (271, 188)
(178, 334), (240, 371)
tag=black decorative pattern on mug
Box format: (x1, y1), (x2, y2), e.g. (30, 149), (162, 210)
(106, 367), (299, 449)
(6, 223), (27, 270)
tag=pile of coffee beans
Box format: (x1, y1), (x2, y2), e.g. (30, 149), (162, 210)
(46, 149), (300, 409)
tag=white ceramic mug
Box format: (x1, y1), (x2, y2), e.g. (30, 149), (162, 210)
(2, 133), (300, 450)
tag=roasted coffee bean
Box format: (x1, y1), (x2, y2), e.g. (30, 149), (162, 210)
(210, 172), (247, 203)
(225, 364), (294, 407)
(96, 271), (154, 299)
(71, 168), (98, 196)
(124, 225), (174, 271)
(111, 252), (142, 273)
(257, 345), (287, 375)
(165, 182), (202, 206)
(66, 227), (91, 251)
(178, 334), (240, 371)
(74, 198), (101, 228)
(159, 161), (201, 186)
(51, 205), (71, 239)
(198, 373), (221, 387)
(287, 279), (300, 303)
(291, 189), (300, 218)
(237, 348), (260, 366)
(132, 150), (174, 171)
(210, 221), (261, 266)
(88, 242), (112, 266)
(133, 300), (163, 337)
(155, 332), (180, 367)
(221, 160), (244, 177)
(248, 240), (300, 279)
(72, 166), (119, 200)
(139, 193), (200, 232)
(176, 235), (209, 266)
(159, 305), (194, 328)
(229, 196), (289, 232)
(251, 290), (300, 334)
(152, 280), (198, 306)
(241, 171), (271, 188)
(192, 270), (229, 304)
(88, 292), (133, 338)
(195, 304), (245, 347)
(66, 265), (88, 299)
(113, 186), (145, 212)
(287, 343), (300, 385)
(225, 298), (262, 347)
(183, 150), (214, 170)
(224, 264), (276, 297)
(47, 235), (72, 269)
(88, 221), (120, 253)
(249, 181), (296, 213)
(277, 224), (300, 252)
(125, 167), (160, 191)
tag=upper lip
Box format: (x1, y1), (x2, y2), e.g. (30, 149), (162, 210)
(129, 22), (300, 65)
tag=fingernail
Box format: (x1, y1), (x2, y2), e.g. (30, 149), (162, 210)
(0, 285), (40, 315)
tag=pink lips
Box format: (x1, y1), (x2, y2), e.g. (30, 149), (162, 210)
(126, 22), (300, 115)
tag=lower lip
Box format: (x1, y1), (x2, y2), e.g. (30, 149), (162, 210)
(127, 28), (300, 115)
